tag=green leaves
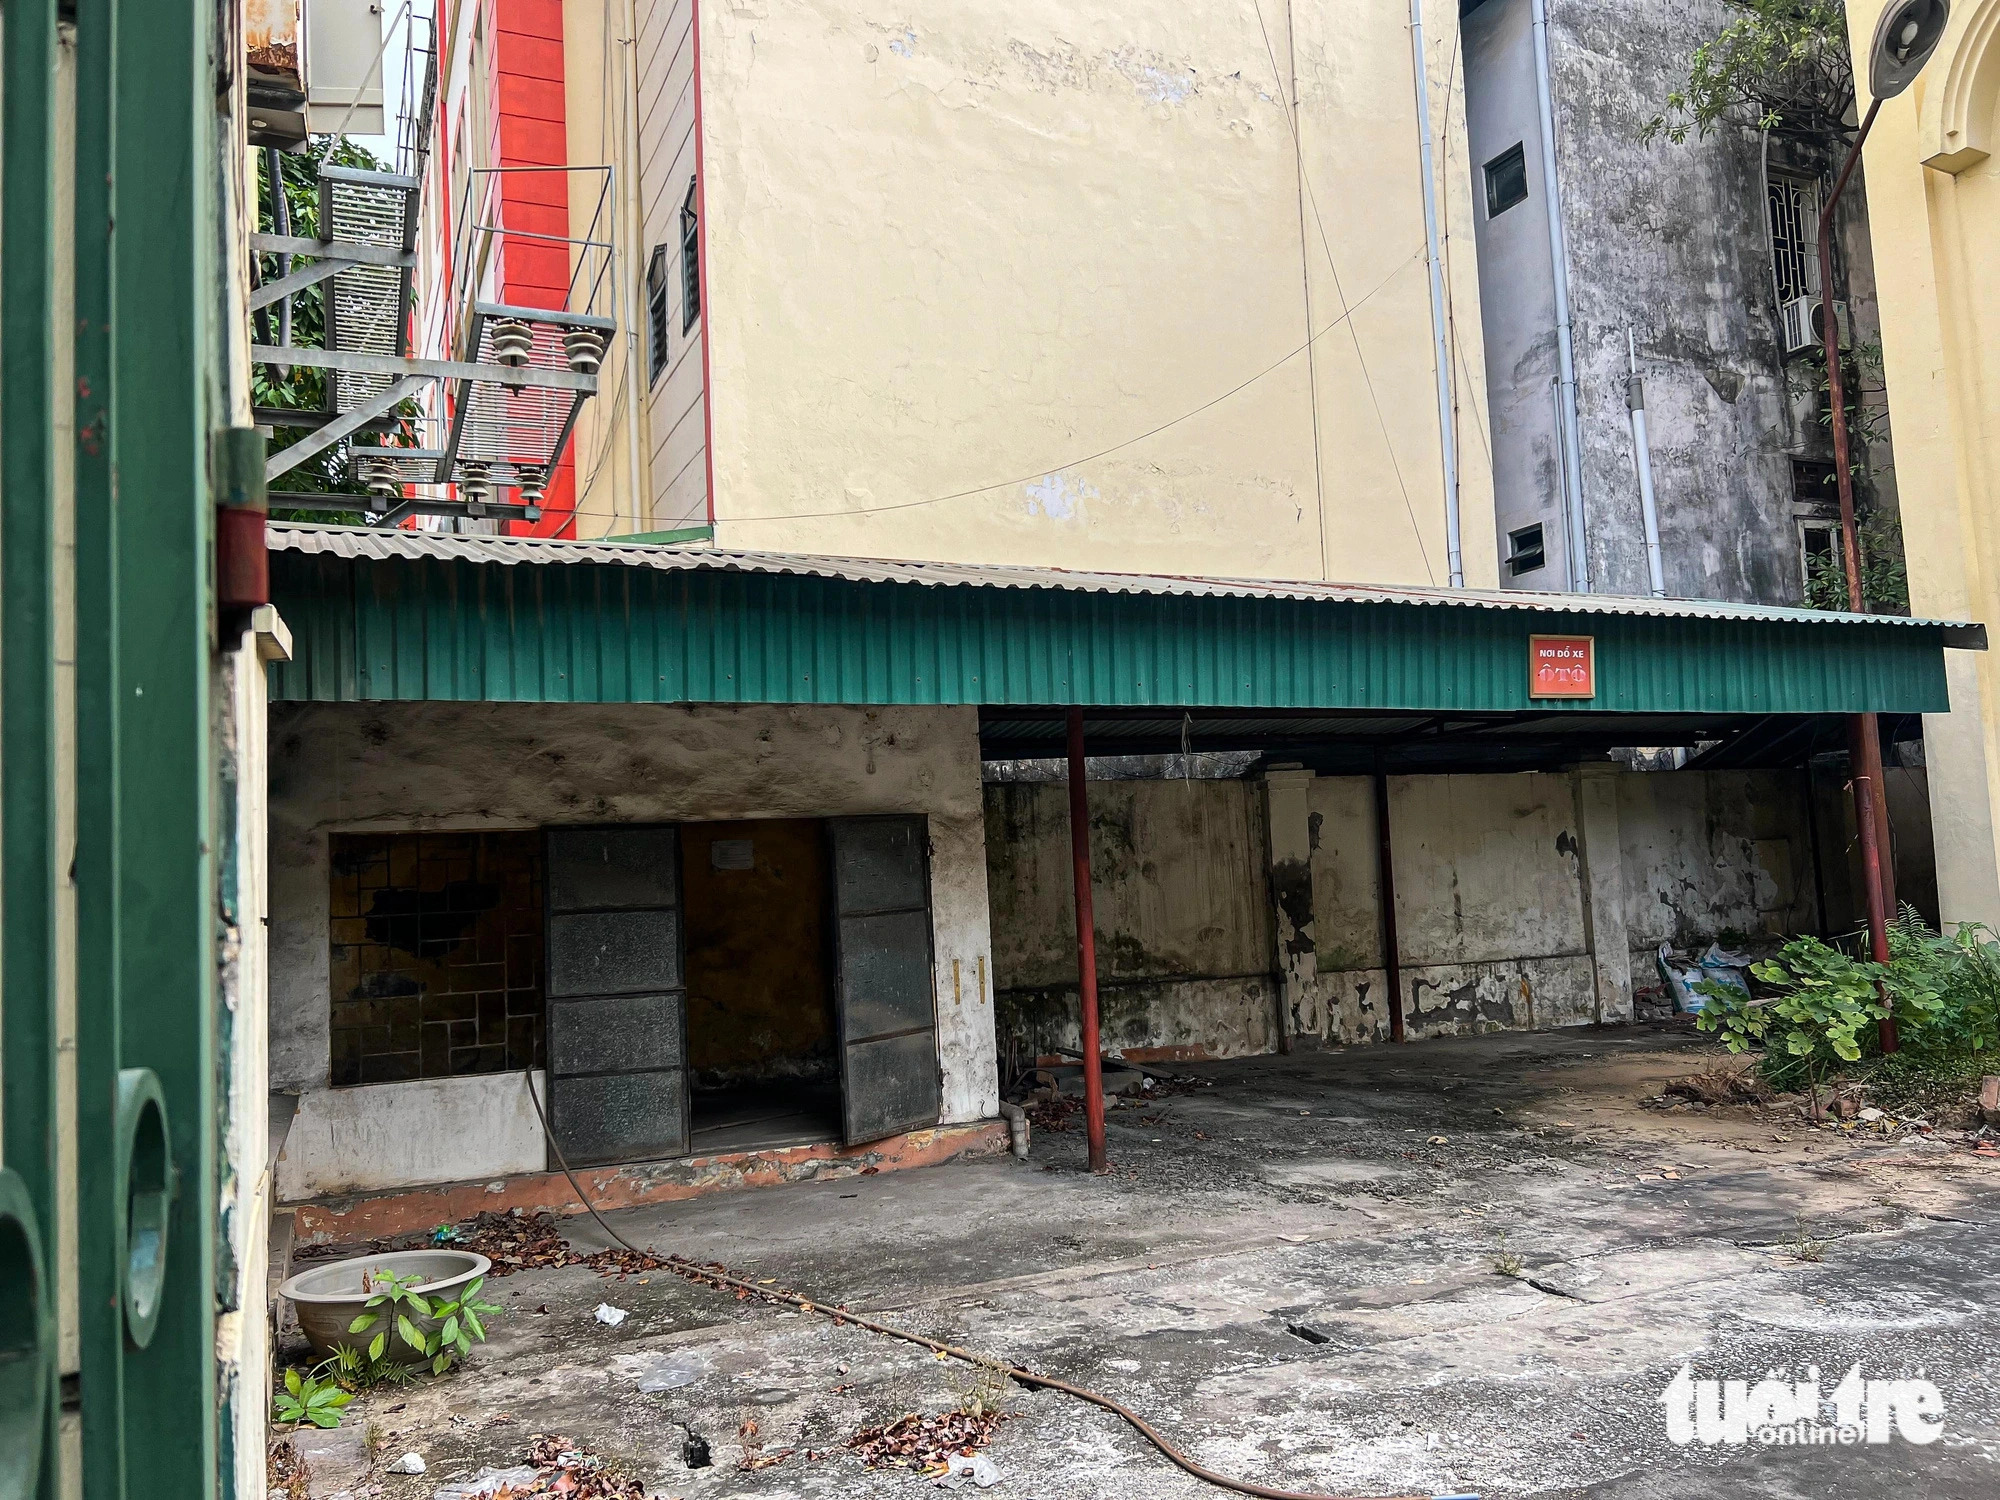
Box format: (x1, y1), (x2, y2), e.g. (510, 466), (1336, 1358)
(273, 1361), (355, 1429)
(1699, 913), (2000, 1092)
(1698, 935), (1887, 1089)
(1642, 1), (1855, 146)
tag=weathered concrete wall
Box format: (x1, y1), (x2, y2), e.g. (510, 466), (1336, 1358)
(1308, 772), (1596, 1040)
(984, 778), (1277, 1065)
(1616, 768), (1820, 970)
(986, 763), (1824, 1060)
(1463, 0), (1892, 603)
(693, 0), (1496, 588)
(270, 702), (998, 1199)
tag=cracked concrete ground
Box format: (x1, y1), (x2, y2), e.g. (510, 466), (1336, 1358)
(286, 1026), (2000, 1500)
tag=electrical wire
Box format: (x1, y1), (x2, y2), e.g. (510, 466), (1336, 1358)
(560, 247), (1422, 530)
(521, 1070), (1438, 1500)
(1246, 0), (1435, 585)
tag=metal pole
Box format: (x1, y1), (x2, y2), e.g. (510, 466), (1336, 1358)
(1818, 97), (1898, 1053)
(1530, 0), (1589, 592)
(1627, 328), (1666, 597)
(1066, 707), (1109, 1173)
(1408, 0), (1462, 587)
(1373, 757), (1407, 1043)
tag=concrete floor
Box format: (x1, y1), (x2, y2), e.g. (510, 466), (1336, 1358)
(289, 1026), (2000, 1499)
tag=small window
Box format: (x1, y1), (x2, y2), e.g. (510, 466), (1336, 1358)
(1484, 142), (1528, 219)
(1791, 458), (1837, 506)
(646, 245), (670, 383)
(680, 178), (701, 333)
(1507, 522), (1546, 577)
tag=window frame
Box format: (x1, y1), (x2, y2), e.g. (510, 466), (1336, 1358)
(1507, 522), (1547, 578)
(679, 178), (701, 334)
(1483, 142), (1528, 219)
(646, 244), (670, 384)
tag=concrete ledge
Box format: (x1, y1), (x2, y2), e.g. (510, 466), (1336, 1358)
(291, 1120), (1010, 1246)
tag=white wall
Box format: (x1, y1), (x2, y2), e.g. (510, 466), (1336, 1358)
(269, 701), (998, 1199)
(279, 1071), (548, 1202)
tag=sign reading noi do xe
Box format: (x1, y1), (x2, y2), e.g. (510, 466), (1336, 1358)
(1530, 634), (1596, 699)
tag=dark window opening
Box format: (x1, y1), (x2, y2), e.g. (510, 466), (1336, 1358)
(329, 832), (545, 1087)
(680, 178), (701, 334)
(1508, 522), (1547, 577)
(646, 245), (670, 383)
(1792, 458), (1838, 506)
(1800, 519), (1844, 594)
(1484, 142), (1528, 219)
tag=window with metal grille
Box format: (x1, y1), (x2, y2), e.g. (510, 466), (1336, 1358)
(1484, 142), (1528, 218)
(328, 831), (545, 1086)
(1508, 522), (1547, 577)
(646, 244), (670, 383)
(680, 178), (700, 333)
(1799, 519), (1843, 593)
(1767, 175), (1823, 304)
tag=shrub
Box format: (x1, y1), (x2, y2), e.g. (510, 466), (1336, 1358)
(1694, 912), (2000, 1096)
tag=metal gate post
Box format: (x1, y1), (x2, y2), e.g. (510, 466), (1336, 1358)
(2, 0), (66, 1494)
(72, 0), (221, 1492)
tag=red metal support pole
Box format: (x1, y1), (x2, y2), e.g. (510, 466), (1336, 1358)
(1818, 97), (1897, 1053)
(1066, 707), (1109, 1173)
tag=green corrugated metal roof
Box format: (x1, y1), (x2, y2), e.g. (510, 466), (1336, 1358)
(266, 527), (1964, 716)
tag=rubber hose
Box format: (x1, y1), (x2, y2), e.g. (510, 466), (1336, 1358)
(522, 1071), (1435, 1500)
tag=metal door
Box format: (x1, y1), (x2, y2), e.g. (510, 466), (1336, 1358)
(544, 827), (690, 1166)
(830, 817), (941, 1145)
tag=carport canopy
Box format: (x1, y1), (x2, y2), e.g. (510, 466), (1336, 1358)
(266, 525), (1980, 763)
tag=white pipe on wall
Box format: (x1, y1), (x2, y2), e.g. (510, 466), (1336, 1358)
(1529, 0), (1589, 592)
(1627, 328), (1666, 597)
(1408, 0), (1463, 587)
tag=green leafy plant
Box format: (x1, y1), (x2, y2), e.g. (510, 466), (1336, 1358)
(1694, 935), (1889, 1091)
(1803, 513), (1909, 614)
(326, 1340), (415, 1392)
(272, 1361), (355, 1429)
(1642, 0), (1855, 144)
(1696, 914), (1999, 1102)
(347, 1269), (501, 1377)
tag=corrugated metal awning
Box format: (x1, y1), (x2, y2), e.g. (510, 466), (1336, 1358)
(265, 524), (1974, 717)
(267, 524), (1983, 643)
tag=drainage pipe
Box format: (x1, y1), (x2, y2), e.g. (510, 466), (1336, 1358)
(1066, 707), (1109, 1173)
(1626, 329), (1665, 597)
(1529, 0), (1589, 591)
(1408, 0), (1462, 587)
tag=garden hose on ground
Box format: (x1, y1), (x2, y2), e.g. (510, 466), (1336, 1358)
(522, 1073), (1472, 1500)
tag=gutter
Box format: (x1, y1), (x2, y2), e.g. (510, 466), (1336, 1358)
(1529, 0), (1589, 592)
(1409, 0), (1464, 587)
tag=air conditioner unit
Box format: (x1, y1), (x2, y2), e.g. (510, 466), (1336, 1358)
(1781, 294), (1852, 357)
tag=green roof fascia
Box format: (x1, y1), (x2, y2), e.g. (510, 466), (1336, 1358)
(267, 549), (1954, 717)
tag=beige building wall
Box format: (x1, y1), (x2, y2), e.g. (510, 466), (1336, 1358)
(1851, 0), (2000, 928)
(567, 0), (708, 538)
(603, 0), (1494, 583)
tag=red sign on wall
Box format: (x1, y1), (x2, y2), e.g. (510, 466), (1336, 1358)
(1529, 634), (1596, 699)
